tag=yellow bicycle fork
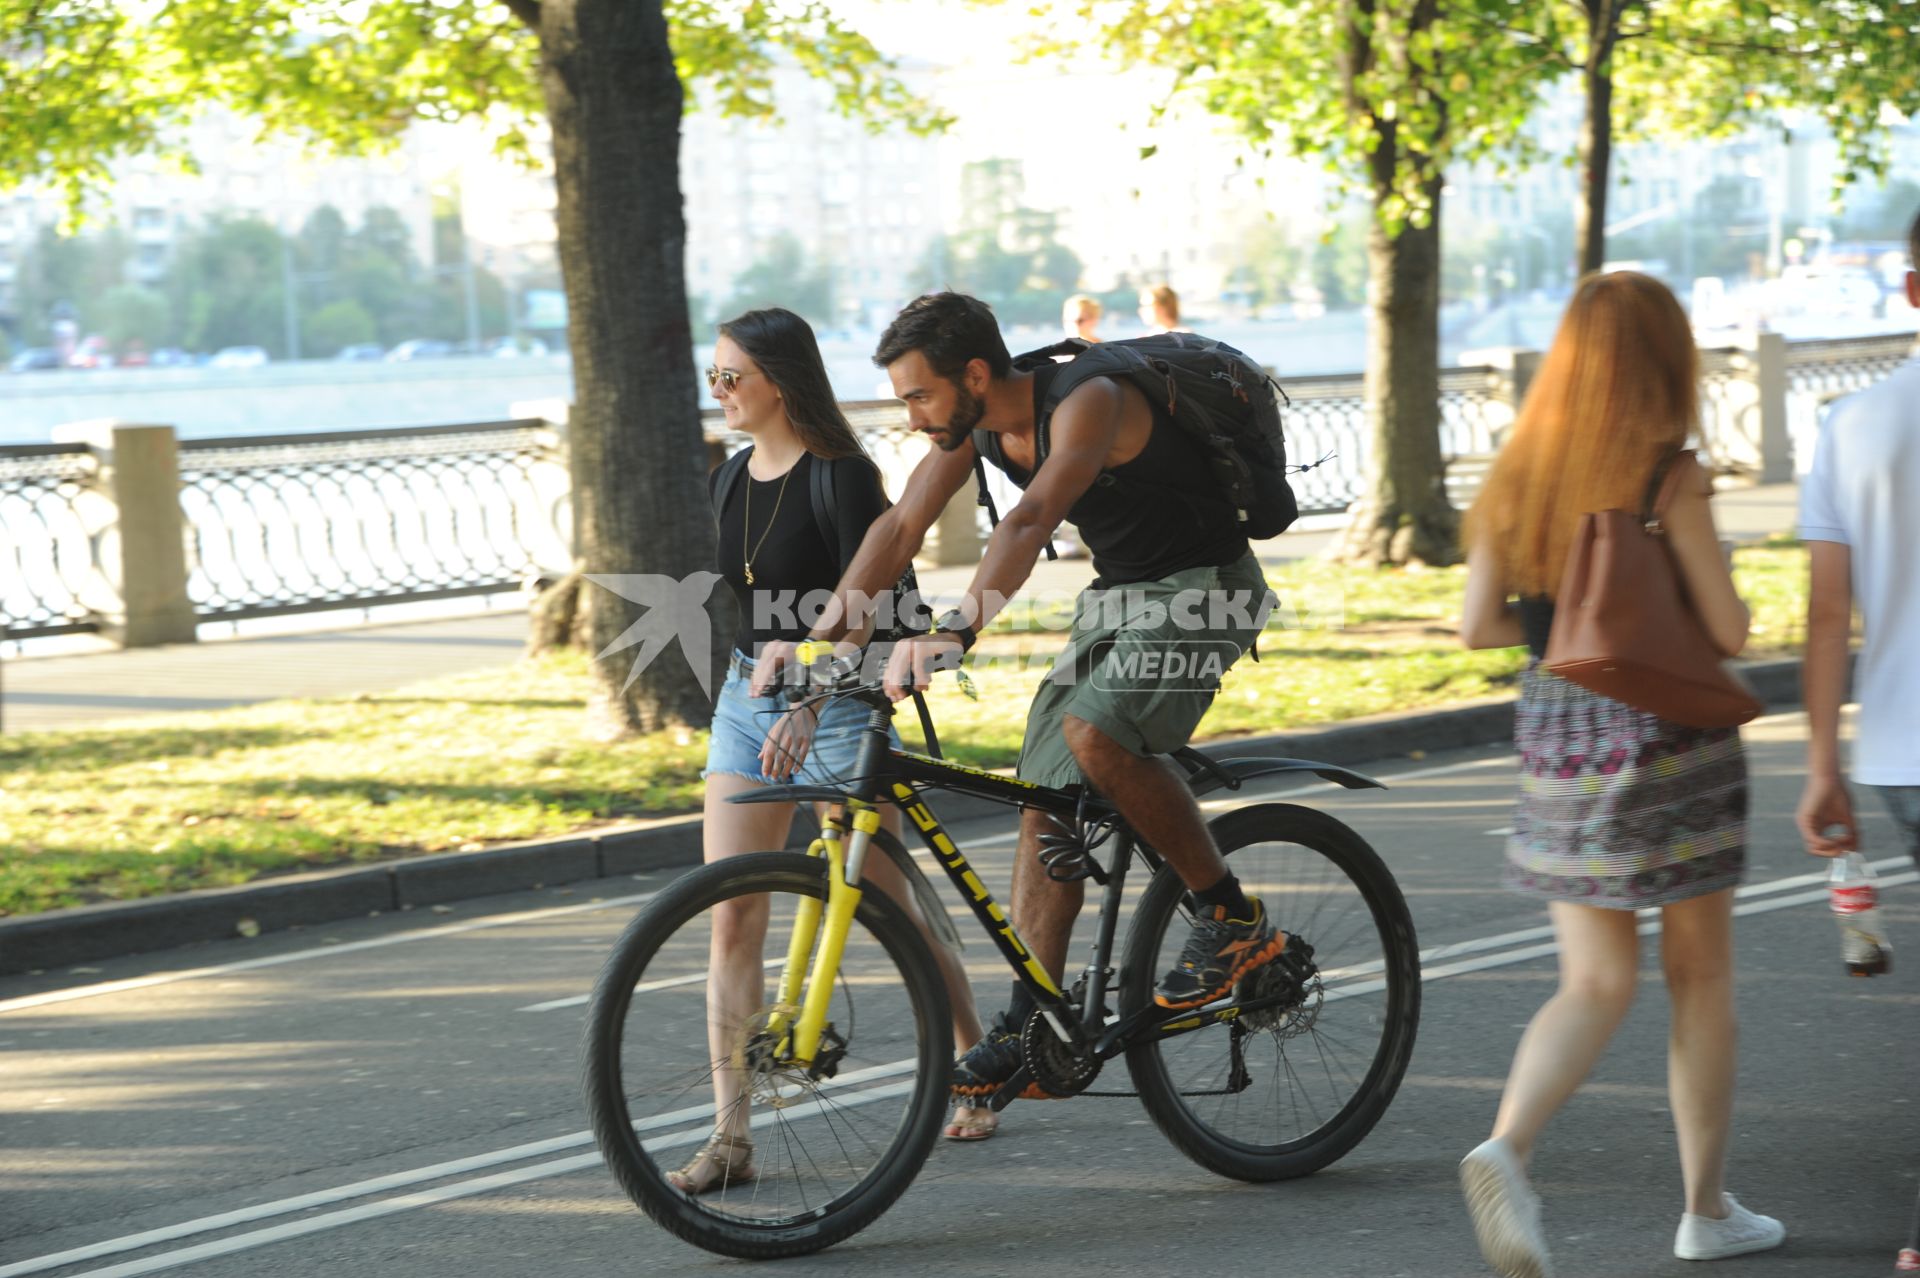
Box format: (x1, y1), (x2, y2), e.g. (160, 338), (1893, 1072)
(765, 801), (878, 1066)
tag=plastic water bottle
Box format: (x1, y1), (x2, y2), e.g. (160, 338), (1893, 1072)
(1829, 853), (1892, 977)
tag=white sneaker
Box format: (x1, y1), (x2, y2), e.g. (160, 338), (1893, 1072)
(1673, 1194), (1786, 1261)
(1460, 1138), (1555, 1278)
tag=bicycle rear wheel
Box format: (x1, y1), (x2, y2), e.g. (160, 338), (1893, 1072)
(583, 851), (952, 1258)
(1121, 803), (1420, 1181)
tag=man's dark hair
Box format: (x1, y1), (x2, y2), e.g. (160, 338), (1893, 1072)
(872, 292), (1011, 381)
(1910, 206), (1920, 269)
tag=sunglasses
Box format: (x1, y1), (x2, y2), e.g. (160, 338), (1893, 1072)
(705, 367), (764, 393)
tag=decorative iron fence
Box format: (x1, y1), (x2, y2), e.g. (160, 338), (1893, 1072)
(176, 420), (570, 623)
(4, 331), (1912, 647)
(0, 443), (106, 639)
(1785, 332), (1917, 470)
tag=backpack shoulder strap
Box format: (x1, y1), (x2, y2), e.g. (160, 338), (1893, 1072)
(808, 450), (840, 553)
(710, 446), (752, 528)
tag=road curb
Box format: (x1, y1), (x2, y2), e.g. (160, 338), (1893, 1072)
(0, 657), (1809, 975)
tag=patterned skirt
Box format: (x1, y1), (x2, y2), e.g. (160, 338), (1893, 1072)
(1505, 663), (1747, 909)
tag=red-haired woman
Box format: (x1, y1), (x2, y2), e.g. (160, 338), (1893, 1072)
(1455, 272), (1784, 1275)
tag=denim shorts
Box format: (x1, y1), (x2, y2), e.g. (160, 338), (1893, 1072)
(703, 650), (901, 787)
(1873, 785), (1920, 870)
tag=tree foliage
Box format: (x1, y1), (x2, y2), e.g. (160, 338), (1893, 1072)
(1516, 1), (1920, 270)
(0, 0), (945, 221)
(1605, 1), (1920, 188)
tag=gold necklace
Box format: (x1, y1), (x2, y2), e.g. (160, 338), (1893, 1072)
(742, 457), (795, 586)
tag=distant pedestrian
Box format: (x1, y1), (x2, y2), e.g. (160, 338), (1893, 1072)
(1457, 271), (1784, 1275)
(1796, 207), (1920, 870)
(1137, 284), (1185, 334)
(1062, 293), (1103, 343)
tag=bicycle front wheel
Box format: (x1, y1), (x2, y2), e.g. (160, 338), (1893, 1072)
(1121, 803), (1420, 1182)
(582, 851), (952, 1259)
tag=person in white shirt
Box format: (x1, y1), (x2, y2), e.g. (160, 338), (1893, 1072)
(1796, 207), (1920, 868)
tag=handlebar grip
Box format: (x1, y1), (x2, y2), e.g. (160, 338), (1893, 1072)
(794, 639), (833, 666)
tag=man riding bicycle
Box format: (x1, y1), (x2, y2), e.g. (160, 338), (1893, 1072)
(753, 292), (1280, 1125)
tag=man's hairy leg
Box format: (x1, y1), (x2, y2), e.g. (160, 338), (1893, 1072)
(1010, 804), (1085, 985)
(1062, 714), (1227, 891)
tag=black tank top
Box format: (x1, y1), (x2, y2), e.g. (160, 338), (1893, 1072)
(986, 363), (1248, 586)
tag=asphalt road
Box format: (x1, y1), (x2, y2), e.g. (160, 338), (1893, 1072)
(4, 710), (1917, 1278)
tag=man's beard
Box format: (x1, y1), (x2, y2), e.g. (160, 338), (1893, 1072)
(932, 382), (986, 452)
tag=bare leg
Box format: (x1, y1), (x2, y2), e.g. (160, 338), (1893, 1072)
(688, 775), (796, 1183)
(1490, 901), (1640, 1164)
(1659, 888), (1738, 1218)
(1062, 715), (1226, 891)
(1009, 803), (1086, 984)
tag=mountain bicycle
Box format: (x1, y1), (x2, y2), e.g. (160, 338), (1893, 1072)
(582, 647), (1421, 1259)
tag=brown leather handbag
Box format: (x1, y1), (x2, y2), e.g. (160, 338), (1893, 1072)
(1542, 450), (1763, 729)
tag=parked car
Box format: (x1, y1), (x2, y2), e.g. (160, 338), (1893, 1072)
(209, 345), (270, 369)
(7, 347), (63, 372)
(68, 334), (115, 369)
(484, 335), (550, 358)
(385, 339), (453, 361)
(335, 343), (386, 361)
(148, 347), (194, 367)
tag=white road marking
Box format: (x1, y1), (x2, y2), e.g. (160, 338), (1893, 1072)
(0, 1058), (919, 1278)
(517, 956), (785, 1014)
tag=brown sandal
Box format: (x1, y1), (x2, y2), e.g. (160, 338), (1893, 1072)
(942, 1102), (998, 1142)
(665, 1131), (756, 1194)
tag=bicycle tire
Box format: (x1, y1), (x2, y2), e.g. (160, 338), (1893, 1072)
(583, 851), (952, 1258)
(1120, 803), (1420, 1182)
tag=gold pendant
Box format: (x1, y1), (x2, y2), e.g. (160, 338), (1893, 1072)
(744, 563), (755, 586)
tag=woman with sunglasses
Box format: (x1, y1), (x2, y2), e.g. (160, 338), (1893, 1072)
(672, 308), (991, 1195)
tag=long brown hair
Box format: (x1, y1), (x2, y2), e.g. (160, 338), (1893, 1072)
(1464, 271), (1698, 597)
(718, 307), (868, 461)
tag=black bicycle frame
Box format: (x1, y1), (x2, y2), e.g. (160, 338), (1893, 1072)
(729, 689), (1382, 1058)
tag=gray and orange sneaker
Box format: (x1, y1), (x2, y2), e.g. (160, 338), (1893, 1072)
(950, 1012), (1057, 1103)
(1153, 897), (1286, 1009)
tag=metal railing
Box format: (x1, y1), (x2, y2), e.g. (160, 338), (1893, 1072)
(176, 420), (570, 623)
(4, 330), (1912, 647)
(0, 443), (105, 639)
(1785, 331), (1917, 464)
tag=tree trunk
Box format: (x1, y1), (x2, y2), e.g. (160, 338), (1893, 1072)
(1335, 174), (1457, 567)
(1575, 2), (1620, 276)
(536, 0), (719, 738)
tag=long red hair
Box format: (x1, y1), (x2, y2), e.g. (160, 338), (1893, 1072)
(1464, 271), (1698, 597)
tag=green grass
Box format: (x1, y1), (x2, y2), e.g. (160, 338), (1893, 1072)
(0, 541), (1811, 917)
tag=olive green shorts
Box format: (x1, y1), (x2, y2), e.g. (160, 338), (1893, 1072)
(1017, 552), (1274, 789)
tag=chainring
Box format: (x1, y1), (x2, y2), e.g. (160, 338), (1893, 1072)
(1019, 1010), (1101, 1097)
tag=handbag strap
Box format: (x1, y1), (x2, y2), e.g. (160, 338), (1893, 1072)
(1641, 448), (1696, 533)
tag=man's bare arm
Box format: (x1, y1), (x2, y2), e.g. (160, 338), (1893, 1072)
(951, 379), (1122, 631)
(1803, 540), (1854, 778)
(810, 437), (977, 641)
